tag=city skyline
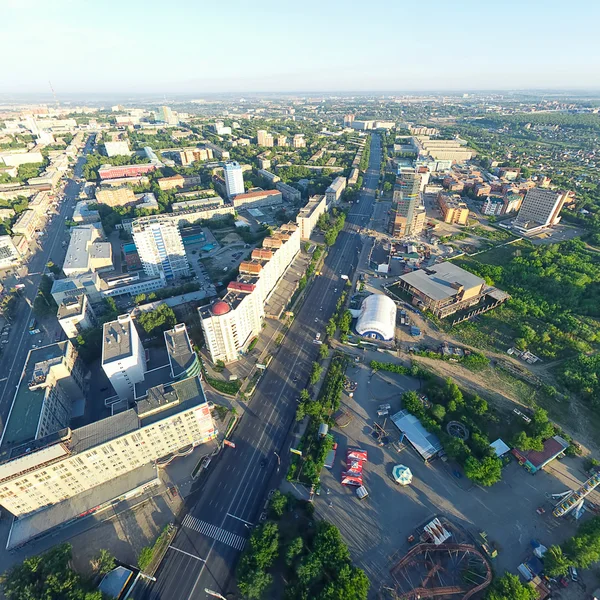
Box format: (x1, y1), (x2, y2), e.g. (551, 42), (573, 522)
(2, 0), (600, 94)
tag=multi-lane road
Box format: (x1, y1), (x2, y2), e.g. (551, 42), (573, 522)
(0, 139), (91, 443)
(139, 134), (382, 599)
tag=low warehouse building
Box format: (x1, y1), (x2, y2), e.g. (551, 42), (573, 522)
(355, 294), (397, 341)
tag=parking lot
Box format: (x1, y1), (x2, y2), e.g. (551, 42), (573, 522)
(313, 356), (599, 596)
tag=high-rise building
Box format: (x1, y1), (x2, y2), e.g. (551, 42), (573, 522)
(513, 188), (567, 233)
(101, 314), (146, 400)
(389, 172), (426, 237)
(223, 161), (245, 197)
(257, 130), (274, 147)
(0, 341), (87, 448)
(156, 105), (178, 125)
(199, 223), (300, 363)
(132, 216), (189, 279)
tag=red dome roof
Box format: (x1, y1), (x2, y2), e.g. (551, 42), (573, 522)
(212, 301), (230, 316)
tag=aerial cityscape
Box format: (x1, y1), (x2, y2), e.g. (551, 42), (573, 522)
(1, 2), (600, 600)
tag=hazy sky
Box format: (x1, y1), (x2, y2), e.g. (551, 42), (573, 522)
(2, 0), (599, 94)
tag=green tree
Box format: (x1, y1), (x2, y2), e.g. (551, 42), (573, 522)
(543, 545), (570, 577)
(326, 318), (337, 337)
(237, 567), (272, 600)
(3, 543), (102, 600)
(487, 572), (537, 600)
(319, 343), (330, 360)
(431, 404), (446, 421)
(92, 549), (116, 576)
(464, 455), (502, 486)
(320, 564), (370, 600)
(310, 362), (323, 385)
(268, 490), (288, 519)
(286, 537), (304, 567)
(338, 310), (352, 335)
(138, 304), (177, 335)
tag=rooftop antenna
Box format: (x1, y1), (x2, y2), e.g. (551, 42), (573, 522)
(48, 80), (59, 107)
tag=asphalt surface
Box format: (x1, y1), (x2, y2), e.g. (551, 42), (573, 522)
(0, 138), (91, 445)
(139, 134), (382, 600)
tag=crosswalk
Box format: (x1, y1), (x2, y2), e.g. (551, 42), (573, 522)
(181, 514), (246, 551)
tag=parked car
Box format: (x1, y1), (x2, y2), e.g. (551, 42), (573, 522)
(569, 566), (578, 582)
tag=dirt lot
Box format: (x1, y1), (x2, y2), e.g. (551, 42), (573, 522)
(312, 356), (600, 598)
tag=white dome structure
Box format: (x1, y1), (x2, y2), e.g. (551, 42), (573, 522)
(356, 294), (397, 341)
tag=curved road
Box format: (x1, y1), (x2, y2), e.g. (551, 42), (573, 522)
(139, 134), (382, 600)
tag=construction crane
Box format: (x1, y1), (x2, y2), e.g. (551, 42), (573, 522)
(48, 80), (59, 107)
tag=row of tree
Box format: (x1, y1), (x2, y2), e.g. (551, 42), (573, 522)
(544, 515), (600, 576)
(236, 496), (369, 600)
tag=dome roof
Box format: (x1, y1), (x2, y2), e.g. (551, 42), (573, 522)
(212, 300), (231, 316)
(356, 294), (397, 341)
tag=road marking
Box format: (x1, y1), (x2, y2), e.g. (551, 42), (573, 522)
(168, 546), (207, 562)
(185, 137), (380, 599)
(226, 513), (254, 526)
(182, 514), (246, 551)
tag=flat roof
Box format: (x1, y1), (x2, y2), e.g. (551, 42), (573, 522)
(63, 224), (102, 272)
(164, 324), (195, 379)
(102, 316), (135, 363)
(1, 343), (70, 449)
(57, 294), (85, 320)
(8, 463), (158, 549)
(70, 409), (139, 454)
(399, 262), (484, 302)
(391, 409), (442, 461)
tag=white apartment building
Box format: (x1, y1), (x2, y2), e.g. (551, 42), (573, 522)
(292, 134), (306, 148)
(482, 196), (504, 217)
(296, 195), (327, 239)
(0, 375), (216, 540)
(0, 236), (21, 270)
(57, 294), (96, 339)
(200, 223), (300, 363)
(325, 176), (347, 206)
(513, 188), (567, 233)
(132, 216), (189, 279)
(223, 161), (245, 197)
(101, 314), (146, 401)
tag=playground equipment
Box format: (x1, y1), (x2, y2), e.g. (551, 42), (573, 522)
(552, 472), (600, 518)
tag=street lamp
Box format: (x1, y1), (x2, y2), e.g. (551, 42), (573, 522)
(273, 451), (280, 472)
(205, 589), (226, 600)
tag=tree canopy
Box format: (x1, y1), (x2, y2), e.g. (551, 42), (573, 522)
(3, 543), (102, 600)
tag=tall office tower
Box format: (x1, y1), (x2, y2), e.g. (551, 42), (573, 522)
(101, 314), (146, 400)
(156, 105), (177, 125)
(514, 187), (567, 231)
(223, 161), (245, 197)
(132, 216), (189, 279)
(389, 172), (425, 238)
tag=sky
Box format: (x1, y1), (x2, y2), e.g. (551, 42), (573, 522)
(2, 0), (600, 95)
